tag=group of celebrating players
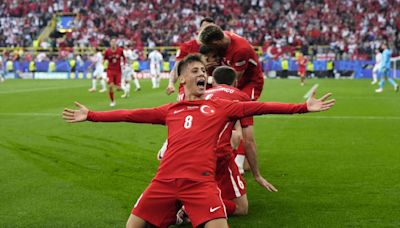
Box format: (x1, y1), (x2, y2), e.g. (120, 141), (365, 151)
(63, 18), (336, 228)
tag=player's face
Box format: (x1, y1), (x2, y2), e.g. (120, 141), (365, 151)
(110, 39), (116, 48)
(180, 61), (207, 97)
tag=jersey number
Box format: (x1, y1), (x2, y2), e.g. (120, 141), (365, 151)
(184, 115), (193, 129)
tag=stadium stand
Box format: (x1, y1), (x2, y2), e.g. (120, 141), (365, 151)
(1, 0), (399, 59)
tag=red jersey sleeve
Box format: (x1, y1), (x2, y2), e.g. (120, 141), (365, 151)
(231, 48), (250, 72)
(221, 100), (309, 120)
(87, 104), (172, 124)
(176, 43), (189, 61)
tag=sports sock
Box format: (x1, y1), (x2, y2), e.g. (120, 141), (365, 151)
(91, 78), (96, 89)
(379, 79), (385, 89)
(388, 78), (398, 87)
(100, 79), (106, 90)
(134, 78), (141, 89)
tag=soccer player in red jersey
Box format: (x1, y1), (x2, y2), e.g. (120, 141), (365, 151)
(166, 17), (215, 99)
(199, 25), (264, 101)
(205, 66), (277, 217)
(63, 54), (335, 228)
(297, 53), (308, 86)
(104, 38), (126, 107)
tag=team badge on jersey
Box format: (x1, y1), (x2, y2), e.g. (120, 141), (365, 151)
(200, 105), (215, 116)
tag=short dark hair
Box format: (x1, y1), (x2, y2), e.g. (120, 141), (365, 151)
(200, 17), (214, 27)
(212, 66), (237, 86)
(177, 54), (205, 77)
(199, 45), (214, 55)
(199, 25), (224, 45)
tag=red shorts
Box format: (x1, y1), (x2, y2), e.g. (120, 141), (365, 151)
(299, 68), (306, 77)
(132, 178), (227, 227)
(239, 82), (263, 101)
(216, 156), (247, 200)
(107, 70), (121, 86)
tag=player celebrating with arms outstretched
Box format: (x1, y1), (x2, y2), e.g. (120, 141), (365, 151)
(63, 54), (335, 228)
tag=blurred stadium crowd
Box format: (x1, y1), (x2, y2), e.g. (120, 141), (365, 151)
(0, 0), (399, 60)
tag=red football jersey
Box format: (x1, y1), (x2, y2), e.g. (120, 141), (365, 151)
(222, 32), (264, 90)
(204, 85), (253, 159)
(176, 39), (200, 61)
(87, 99), (308, 181)
(104, 47), (125, 72)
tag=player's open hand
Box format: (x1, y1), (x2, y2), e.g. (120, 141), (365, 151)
(166, 84), (175, 95)
(255, 175), (278, 192)
(306, 90), (336, 112)
(62, 102), (89, 123)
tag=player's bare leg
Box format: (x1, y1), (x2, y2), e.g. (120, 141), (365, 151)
(204, 218), (229, 228)
(108, 83), (116, 107)
(232, 194), (248, 215)
(126, 214), (152, 228)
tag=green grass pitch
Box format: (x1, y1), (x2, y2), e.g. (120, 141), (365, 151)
(0, 78), (399, 227)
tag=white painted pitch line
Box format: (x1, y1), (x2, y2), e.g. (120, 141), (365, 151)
(0, 112), (399, 120)
(0, 85), (87, 94)
(303, 83), (319, 99)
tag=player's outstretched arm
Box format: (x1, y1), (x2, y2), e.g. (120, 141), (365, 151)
(63, 102), (89, 123)
(63, 102), (169, 124)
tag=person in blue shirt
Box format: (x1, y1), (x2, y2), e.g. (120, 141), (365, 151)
(375, 43), (399, 93)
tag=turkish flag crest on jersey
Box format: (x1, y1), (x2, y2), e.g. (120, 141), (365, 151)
(200, 105), (216, 116)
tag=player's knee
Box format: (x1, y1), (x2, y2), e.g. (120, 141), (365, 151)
(234, 199), (248, 216)
(126, 214), (147, 228)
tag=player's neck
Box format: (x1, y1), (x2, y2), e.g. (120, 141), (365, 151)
(186, 93), (204, 101)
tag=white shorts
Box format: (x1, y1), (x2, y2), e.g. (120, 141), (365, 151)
(373, 65), (380, 73)
(122, 66), (134, 81)
(150, 64), (161, 75)
(93, 67), (106, 79)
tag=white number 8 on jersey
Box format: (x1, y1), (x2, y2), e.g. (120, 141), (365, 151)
(184, 115), (193, 129)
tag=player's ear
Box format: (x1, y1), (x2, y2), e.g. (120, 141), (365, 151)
(179, 75), (186, 85)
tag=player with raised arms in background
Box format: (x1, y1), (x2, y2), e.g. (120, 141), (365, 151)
(88, 47), (107, 93)
(63, 54), (335, 228)
(104, 38), (125, 106)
